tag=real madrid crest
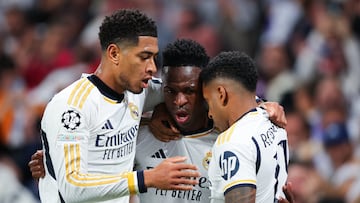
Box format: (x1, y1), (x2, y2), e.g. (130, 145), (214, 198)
(202, 151), (212, 170)
(128, 103), (140, 120)
(61, 110), (81, 130)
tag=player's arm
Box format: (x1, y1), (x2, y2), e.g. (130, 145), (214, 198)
(143, 79), (181, 141)
(256, 96), (287, 128)
(148, 102), (181, 142)
(225, 186), (256, 203)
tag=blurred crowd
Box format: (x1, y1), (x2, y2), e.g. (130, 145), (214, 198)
(0, 0), (359, 202)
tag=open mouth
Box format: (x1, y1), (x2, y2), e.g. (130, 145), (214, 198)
(141, 79), (149, 88)
(175, 111), (189, 124)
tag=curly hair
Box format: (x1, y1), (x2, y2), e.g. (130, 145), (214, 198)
(200, 51), (258, 92)
(162, 39), (209, 70)
(98, 9), (157, 51)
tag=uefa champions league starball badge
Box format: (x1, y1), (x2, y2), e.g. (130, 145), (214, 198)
(61, 110), (81, 131)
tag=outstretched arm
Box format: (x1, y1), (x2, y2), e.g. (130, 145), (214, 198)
(29, 150), (199, 191)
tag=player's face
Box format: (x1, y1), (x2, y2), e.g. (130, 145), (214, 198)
(117, 36), (158, 94)
(202, 82), (228, 132)
(163, 66), (208, 132)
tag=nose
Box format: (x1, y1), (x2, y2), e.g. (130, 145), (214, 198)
(175, 92), (188, 107)
(146, 58), (157, 75)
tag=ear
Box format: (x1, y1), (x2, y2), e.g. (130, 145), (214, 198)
(107, 44), (120, 65)
(217, 86), (228, 106)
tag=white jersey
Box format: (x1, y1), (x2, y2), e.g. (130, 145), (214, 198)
(39, 74), (162, 203)
(209, 107), (288, 203)
(134, 125), (218, 203)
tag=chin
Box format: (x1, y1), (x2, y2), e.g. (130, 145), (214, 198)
(129, 87), (144, 94)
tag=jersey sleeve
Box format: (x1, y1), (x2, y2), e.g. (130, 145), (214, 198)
(215, 136), (258, 195)
(41, 99), (146, 202)
(143, 77), (163, 112)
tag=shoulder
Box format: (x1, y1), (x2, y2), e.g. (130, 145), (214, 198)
(137, 125), (158, 144)
(42, 78), (98, 122)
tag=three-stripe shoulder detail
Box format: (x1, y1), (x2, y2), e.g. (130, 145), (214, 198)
(67, 78), (95, 109)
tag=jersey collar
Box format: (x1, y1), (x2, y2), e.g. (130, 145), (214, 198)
(87, 74), (124, 103)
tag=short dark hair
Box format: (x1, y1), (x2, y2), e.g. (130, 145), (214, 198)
(98, 9), (157, 51)
(162, 39), (209, 71)
(200, 51), (258, 92)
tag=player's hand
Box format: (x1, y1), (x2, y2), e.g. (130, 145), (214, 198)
(149, 103), (181, 142)
(261, 102), (287, 128)
(279, 182), (295, 203)
(28, 150), (45, 180)
(144, 156), (200, 190)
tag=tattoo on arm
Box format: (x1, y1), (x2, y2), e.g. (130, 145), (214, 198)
(225, 187), (256, 203)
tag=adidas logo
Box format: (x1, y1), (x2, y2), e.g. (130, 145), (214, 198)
(151, 149), (167, 159)
(102, 120), (113, 130)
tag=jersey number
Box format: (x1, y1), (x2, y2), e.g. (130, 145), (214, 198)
(273, 140), (288, 202)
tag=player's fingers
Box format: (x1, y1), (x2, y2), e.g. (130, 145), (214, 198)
(169, 184), (194, 191)
(166, 156), (188, 163)
(278, 197), (289, 203)
(169, 122), (180, 135)
(283, 182), (295, 203)
(171, 177), (198, 186)
(151, 122), (180, 142)
(277, 105), (287, 128)
(31, 150), (44, 161)
(174, 163), (199, 172)
(32, 171), (45, 179)
(174, 170), (200, 179)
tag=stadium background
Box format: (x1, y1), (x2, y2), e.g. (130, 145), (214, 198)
(0, 0), (360, 202)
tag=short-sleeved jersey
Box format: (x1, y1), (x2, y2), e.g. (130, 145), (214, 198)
(208, 107), (288, 203)
(134, 125), (218, 203)
(39, 74), (162, 203)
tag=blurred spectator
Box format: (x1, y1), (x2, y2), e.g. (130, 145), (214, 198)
(0, 145), (39, 203)
(0, 0), (358, 202)
(21, 19), (76, 89)
(293, 0), (360, 101)
(216, 0), (261, 57)
(285, 109), (317, 162)
(175, 5), (221, 57)
(2, 6), (38, 69)
(257, 43), (297, 102)
(322, 122), (360, 203)
(0, 53), (30, 147)
(287, 160), (332, 203)
(260, 0), (302, 46)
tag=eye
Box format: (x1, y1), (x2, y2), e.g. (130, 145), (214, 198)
(164, 87), (175, 94)
(139, 53), (153, 61)
(184, 88), (196, 95)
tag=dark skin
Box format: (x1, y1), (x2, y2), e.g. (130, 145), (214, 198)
(162, 66), (209, 133)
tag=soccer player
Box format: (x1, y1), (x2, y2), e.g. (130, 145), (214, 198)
(30, 39), (294, 202)
(134, 39), (216, 203)
(37, 9), (200, 203)
(201, 51), (289, 203)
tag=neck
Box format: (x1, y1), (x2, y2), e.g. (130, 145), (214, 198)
(180, 117), (213, 136)
(228, 94), (258, 127)
(94, 62), (125, 94)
